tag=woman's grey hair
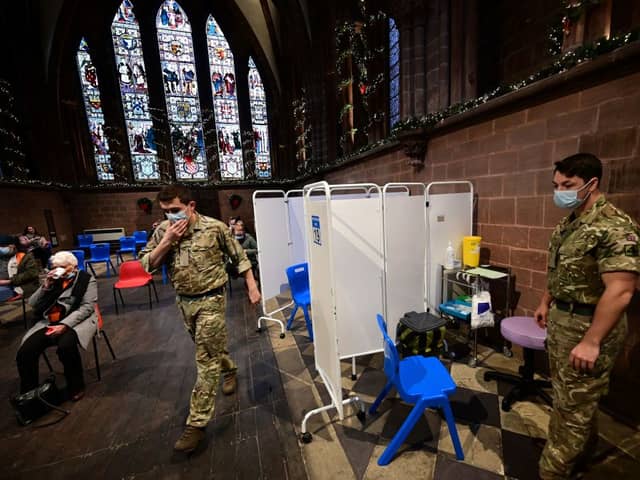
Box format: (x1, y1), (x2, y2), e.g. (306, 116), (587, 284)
(50, 251), (78, 268)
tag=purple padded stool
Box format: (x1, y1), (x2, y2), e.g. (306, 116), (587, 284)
(484, 316), (552, 412)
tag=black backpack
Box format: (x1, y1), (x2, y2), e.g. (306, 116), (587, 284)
(396, 311), (447, 358)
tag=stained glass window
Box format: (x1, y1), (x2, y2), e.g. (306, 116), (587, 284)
(388, 17), (400, 129)
(112, 0), (159, 181)
(156, 0), (208, 181)
(248, 57), (271, 178)
(206, 15), (244, 179)
(76, 38), (114, 181)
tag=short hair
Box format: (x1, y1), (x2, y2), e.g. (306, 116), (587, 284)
(157, 185), (193, 205)
(554, 153), (602, 183)
(15, 235), (29, 251)
(50, 251), (78, 268)
(23, 226), (37, 235)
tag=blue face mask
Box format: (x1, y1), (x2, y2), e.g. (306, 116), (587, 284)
(553, 180), (593, 209)
(165, 209), (188, 223)
(0, 246), (12, 256)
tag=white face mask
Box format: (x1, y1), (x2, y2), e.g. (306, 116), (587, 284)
(553, 179), (593, 209)
(165, 209), (188, 223)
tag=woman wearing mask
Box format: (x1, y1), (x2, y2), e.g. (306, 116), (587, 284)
(15, 251), (97, 401)
(0, 235), (40, 302)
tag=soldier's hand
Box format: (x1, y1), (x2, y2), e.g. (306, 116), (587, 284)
(534, 303), (549, 328)
(164, 219), (189, 243)
(247, 286), (261, 305)
(569, 339), (599, 372)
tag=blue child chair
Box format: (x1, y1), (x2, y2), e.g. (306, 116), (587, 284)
(369, 314), (464, 466)
(133, 230), (148, 248)
(77, 234), (93, 249)
(116, 236), (137, 265)
(86, 243), (117, 277)
(285, 263), (313, 341)
(71, 249), (86, 271)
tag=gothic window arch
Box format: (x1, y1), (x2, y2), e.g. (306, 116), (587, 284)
(248, 57), (271, 178)
(76, 38), (114, 181)
(206, 15), (244, 179)
(156, 0), (208, 181)
(111, 0), (160, 181)
(388, 17), (400, 129)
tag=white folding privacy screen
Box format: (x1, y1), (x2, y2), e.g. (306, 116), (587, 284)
(252, 181), (473, 425)
(252, 190), (309, 334)
(303, 182), (384, 420)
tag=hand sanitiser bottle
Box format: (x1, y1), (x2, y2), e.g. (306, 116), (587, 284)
(445, 241), (455, 269)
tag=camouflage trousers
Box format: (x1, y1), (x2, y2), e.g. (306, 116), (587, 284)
(177, 292), (236, 428)
(539, 305), (626, 479)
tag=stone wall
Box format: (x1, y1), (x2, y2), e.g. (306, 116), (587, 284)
(324, 71), (640, 422)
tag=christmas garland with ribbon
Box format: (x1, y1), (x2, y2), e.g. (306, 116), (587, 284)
(1, 26), (638, 190)
(136, 197), (153, 214)
(335, 1), (388, 149)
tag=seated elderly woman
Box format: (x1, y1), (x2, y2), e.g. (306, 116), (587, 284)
(0, 234), (40, 302)
(16, 251), (97, 401)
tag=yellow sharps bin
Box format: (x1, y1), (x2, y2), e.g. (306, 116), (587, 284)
(462, 236), (482, 267)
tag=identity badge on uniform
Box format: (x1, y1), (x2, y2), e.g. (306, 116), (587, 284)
(311, 215), (321, 246)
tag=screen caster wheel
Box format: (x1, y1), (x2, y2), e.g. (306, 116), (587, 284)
(256, 327), (262, 333)
(279, 333), (285, 339)
(356, 411), (366, 422)
(301, 432), (312, 443)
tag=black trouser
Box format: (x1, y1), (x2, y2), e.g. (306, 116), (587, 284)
(16, 328), (84, 394)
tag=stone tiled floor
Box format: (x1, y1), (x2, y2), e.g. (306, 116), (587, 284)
(262, 294), (640, 480)
(1, 265), (639, 479)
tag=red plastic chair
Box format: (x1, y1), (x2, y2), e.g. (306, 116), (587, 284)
(113, 260), (159, 314)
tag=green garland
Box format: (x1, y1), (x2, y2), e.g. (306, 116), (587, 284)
(391, 29), (640, 135)
(548, 0), (602, 56)
(335, 2), (388, 145)
(1, 28), (638, 190)
(0, 79), (29, 179)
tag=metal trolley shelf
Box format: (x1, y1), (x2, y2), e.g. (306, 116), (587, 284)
(439, 265), (514, 367)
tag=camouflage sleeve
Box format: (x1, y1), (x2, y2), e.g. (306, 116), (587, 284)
(219, 225), (252, 275)
(10, 253), (40, 286)
(139, 222), (168, 273)
(597, 226), (640, 275)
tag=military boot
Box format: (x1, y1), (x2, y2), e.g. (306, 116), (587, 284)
(174, 425), (205, 453)
(222, 373), (237, 395)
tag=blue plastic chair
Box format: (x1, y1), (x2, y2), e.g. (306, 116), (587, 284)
(77, 234), (93, 249)
(116, 236), (137, 265)
(133, 230), (148, 248)
(86, 243), (117, 277)
(370, 314), (464, 466)
(71, 249), (86, 271)
(285, 263), (313, 341)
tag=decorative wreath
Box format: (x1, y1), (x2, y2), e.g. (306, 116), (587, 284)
(229, 194), (242, 210)
(137, 197), (153, 214)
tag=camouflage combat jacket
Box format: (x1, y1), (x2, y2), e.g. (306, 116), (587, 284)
(139, 213), (252, 296)
(547, 195), (640, 304)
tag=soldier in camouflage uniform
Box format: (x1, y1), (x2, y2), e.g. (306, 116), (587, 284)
(534, 153), (639, 479)
(139, 185), (260, 453)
